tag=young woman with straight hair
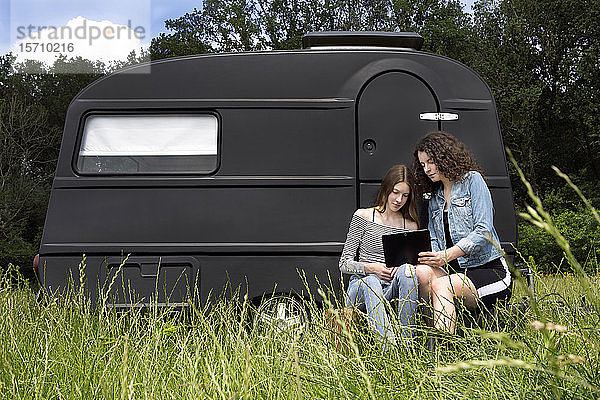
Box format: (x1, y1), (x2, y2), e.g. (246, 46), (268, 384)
(339, 164), (420, 346)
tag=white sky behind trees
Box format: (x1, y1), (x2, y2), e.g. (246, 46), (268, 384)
(0, 0), (476, 65)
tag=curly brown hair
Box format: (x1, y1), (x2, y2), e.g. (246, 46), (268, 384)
(412, 131), (483, 194)
(374, 164), (419, 228)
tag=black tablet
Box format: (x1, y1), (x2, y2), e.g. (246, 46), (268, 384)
(382, 229), (431, 267)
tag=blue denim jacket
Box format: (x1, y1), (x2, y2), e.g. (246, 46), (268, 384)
(428, 171), (502, 268)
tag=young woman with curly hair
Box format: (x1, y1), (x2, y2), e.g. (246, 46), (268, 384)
(413, 131), (511, 334)
(339, 164), (420, 346)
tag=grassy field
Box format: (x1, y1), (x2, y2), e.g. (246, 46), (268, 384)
(2, 164), (598, 399)
(0, 263), (599, 400)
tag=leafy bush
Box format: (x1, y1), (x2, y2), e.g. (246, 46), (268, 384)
(0, 237), (36, 272)
(518, 210), (600, 274)
(516, 171), (600, 274)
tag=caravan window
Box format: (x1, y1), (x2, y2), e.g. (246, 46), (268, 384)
(76, 114), (218, 174)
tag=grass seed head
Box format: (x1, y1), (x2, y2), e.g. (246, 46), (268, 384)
(530, 320), (568, 333)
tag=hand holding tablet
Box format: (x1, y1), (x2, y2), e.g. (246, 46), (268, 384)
(417, 250), (447, 267)
(382, 229), (431, 267)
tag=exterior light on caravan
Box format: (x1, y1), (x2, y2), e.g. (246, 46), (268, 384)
(33, 253), (39, 276)
(419, 112), (459, 121)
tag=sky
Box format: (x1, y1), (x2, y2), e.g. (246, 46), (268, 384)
(0, 0), (476, 65)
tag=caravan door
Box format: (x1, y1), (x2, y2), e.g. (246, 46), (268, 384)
(357, 71), (439, 206)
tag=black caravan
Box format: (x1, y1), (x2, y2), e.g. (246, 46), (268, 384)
(37, 32), (517, 325)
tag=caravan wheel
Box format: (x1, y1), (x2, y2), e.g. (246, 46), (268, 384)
(254, 294), (309, 338)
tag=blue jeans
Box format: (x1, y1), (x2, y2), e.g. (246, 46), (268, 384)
(345, 264), (418, 345)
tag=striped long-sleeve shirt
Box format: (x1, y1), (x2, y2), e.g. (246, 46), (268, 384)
(338, 211), (410, 275)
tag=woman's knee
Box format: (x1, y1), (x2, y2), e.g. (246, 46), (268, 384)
(355, 274), (383, 294)
(416, 264), (433, 284)
(448, 274), (479, 307)
(416, 265), (447, 285)
(430, 276), (453, 298)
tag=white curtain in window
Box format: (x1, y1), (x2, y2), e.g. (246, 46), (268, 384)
(79, 115), (218, 156)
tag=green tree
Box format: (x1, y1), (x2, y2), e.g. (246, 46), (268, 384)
(0, 96), (58, 267)
(471, 0), (600, 197)
(0, 55), (105, 268)
(150, 0), (474, 57)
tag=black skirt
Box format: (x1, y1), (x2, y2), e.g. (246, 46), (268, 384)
(448, 257), (512, 309)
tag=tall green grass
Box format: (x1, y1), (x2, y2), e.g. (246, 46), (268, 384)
(1, 263), (598, 399)
(1, 159), (599, 399)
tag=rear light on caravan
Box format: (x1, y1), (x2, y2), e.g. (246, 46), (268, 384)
(33, 254), (39, 276)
